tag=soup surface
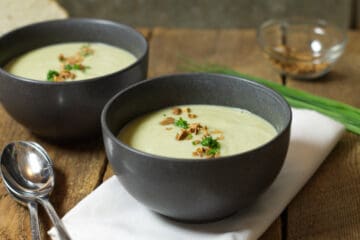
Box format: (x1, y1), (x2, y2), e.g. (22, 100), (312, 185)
(5, 42), (137, 81)
(119, 105), (277, 159)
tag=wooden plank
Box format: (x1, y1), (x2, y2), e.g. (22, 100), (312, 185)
(260, 218), (283, 240)
(147, 27), (279, 80)
(286, 31), (360, 239)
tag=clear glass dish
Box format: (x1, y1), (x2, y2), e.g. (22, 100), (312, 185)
(257, 18), (347, 79)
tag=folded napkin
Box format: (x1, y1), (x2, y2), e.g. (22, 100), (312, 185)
(49, 109), (345, 240)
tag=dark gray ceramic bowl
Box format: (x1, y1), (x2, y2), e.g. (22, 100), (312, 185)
(101, 73), (291, 222)
(0, 18), (148, 140)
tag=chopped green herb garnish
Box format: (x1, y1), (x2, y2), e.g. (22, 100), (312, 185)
(192, 140), (199, 145)
(207, 148), (220, 156)
(175, 117), (189, 129)
(163, 114), (166, 117)
(201, 136), (220, 149)
(47, 70), (59, 81)
(187, 134), (193, 140)
(64, 64), (89, 72)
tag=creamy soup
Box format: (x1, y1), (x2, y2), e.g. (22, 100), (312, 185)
(5, 42), (137, 81)
(119, 105), (277, 159)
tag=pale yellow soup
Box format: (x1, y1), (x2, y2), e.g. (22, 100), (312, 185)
(5, 42), (137, 81)
(119, 105), (277, 159)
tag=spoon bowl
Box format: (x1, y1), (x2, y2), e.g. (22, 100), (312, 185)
(0, 141), (71, 240)
(1, 141), (54, 199)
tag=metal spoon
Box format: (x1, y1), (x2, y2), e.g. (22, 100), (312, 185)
(0, 170), (41, 240)
(0, 141), (71, 240)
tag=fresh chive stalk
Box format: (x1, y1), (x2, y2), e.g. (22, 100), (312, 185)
(182, 62), (360, 135)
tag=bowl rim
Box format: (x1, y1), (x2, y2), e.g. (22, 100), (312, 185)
(0, 18), (148, 86)
(256, 18), (348, 63)
(101, 72), (292, 163)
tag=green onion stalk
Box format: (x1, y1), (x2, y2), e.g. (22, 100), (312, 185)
(182, 62), (360, 135)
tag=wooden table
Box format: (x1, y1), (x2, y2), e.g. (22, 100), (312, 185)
(0, 28), (359, 240)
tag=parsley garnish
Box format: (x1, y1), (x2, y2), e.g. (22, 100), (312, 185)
(64, 64), (89, 72)
(201, 136), (220, 150)
(47, 70), (59, 81)
(175, 118), (189, 129)
(207, 148), (220, 156)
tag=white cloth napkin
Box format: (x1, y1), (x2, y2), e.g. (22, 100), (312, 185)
(49, 109), (345, 240)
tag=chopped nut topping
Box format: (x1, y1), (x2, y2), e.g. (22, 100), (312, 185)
(176, 129), (188, 140)
(53, 70), (76, 82)
(211, 129), (223, 134)
(161, 106), (224, 158)
(192, 147), (207, 157)
(79, 44), (95, 56)
(203, 130), (210, 137)
(160, 117), (175, 125)
(188, 113), (197, 119)
(63, 55), (84, 65)
(192, 151), (200, 157)
(188, 123), (202, 134)
(58, 54), (66, 62)
(48, 45), (94, 82)
(216, 135), (225, 140)
(172, 107), (182, 115)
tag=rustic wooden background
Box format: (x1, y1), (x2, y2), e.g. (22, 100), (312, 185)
(58, 0), (356, 29)
(0, 27), (359, 240)
(0, 1), (359, 239)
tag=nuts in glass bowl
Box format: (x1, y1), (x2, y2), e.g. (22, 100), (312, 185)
(257, 18), (347, 79)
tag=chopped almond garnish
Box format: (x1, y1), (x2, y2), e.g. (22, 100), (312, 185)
(192, 140), (201, 145)
(165, 127), (173, 130)
(58, 54), (66, 62)
(184, 107), (191, 113)
(80, 45), (95, 56)
(160, 117), (175, 125)
(192, 147), (207, 157)
(211, 130), (223, 134)
(188, 113), (197, 119)
(66, 55), (84, 65)
(203, 130), (210, 137)
(53, 70), (76, 82)
(192, 151), (199, 157)
(176, 129), (188, 140)
(172, 107), (182, 115)
(216, 135), (225, 140)
(189, 123), (202, 134)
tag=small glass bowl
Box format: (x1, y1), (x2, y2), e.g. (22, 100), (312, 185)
(257, 18), (347, 79)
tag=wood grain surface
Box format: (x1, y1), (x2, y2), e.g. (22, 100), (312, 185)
(285, 31), (360, 240)
(0, 28), (359, 240)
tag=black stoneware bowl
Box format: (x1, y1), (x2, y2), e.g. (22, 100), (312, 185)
(101, 73), (292, 222)
(0, 18), (148, 140)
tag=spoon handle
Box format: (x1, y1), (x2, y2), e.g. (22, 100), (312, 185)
(27, 201), (41, 240)
(38, 198), (71, 240)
